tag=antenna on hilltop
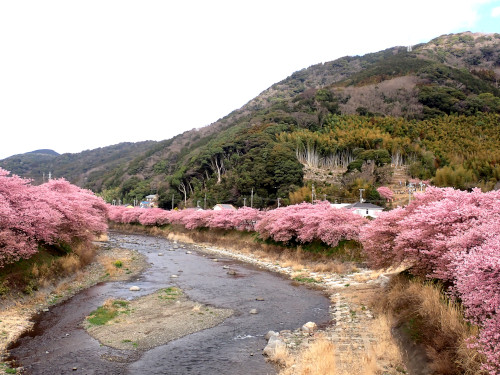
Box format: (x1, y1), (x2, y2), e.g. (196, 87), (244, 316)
(407, 45), (412, 52)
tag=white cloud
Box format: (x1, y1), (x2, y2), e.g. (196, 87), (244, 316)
(492, 6), (500, 17)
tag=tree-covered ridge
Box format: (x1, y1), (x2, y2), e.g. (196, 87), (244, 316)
(0, 141), (157, 187)
(1, 32), (499, 205)
(280, 113), (500, 188)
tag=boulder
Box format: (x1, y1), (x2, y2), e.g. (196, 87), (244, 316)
(129, 286), (141, 291)
(249, 309), (258, 314)
(265, 330), (278, 340)
(376, 274), (390, 288)
(301, 321), (317, 333)
(263, 337), (286, 356)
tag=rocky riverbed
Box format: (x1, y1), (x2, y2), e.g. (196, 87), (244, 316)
(4, 232), (332, 375)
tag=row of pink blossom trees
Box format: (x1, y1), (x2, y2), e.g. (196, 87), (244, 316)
(361, 187), (500, 373)
(109, 187), (499, 372)
(108, 201), (368, 248)
(0, 168), (108, 267)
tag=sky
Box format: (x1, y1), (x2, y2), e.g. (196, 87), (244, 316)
(1, 0), (500, 160)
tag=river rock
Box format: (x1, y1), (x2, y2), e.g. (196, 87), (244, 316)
(186, 251), (192, 254)
(263, 337), (286, 356)
(375, 274), (390, 288)
(255, 296), (265, 301)
(158, 253), (164, 256)
(171, 275), (179, 278)
(227, 270), (237, 275)
(222, 265), (229, 269)
(249, 309), (258, 314)
(212, 258), (218, 262)
(265, 330), (278, 340)
(129, 286), (141, 291)
(301, 321), (317, 333)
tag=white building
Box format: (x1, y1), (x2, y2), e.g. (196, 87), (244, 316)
(213, 204), (237, 211)
(344, 202), (384, 218)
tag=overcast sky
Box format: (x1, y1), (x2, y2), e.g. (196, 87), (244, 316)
(1, 0), (500, 160)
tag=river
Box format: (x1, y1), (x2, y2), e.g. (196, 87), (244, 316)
(8, 231), (331, 375)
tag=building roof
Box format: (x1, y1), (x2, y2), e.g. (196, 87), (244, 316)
(146, 194), (157, 199)
(213, 204), (237, 210)
(345, 202), (384, 210)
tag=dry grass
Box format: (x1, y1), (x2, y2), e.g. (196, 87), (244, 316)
(94, 233), (109, 242)
(279, 335), (337, 375)
(364, 315), (406, 374)
(270, 344), (295, 369)
(55, 254), (81, 275)
(374, 275), (486, 375)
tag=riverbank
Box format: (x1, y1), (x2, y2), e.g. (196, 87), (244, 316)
(0, 239), (149, 373)
(109, 224), (411, 374)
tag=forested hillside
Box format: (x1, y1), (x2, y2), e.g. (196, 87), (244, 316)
(2, 32), (499, 208)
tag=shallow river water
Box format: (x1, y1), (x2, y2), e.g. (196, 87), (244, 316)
(9, 232), (331, 374)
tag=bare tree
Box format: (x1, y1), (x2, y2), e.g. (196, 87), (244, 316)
(210, 155), (225, 184)
(178, 181), (187, 207)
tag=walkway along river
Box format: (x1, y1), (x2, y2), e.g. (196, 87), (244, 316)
(8, 231), (331, 374)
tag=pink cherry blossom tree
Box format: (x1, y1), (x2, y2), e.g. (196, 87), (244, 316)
(0, 169), (108, 267)
(361, 187), (500, 373)
(376, 186), (394, 201)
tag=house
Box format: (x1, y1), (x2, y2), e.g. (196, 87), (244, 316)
(141, 194), (158, 208)
(345, 202), (384, 218)
(213, 204), (237, 211)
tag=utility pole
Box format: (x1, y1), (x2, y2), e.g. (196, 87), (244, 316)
(311, 184), (316, 202)
(359, 188), (365, 203)
(172, 194), (175, 210)
(323, 194), (327, 201)
(277, 197), (281, 208)
(43, 172), (45, 183)
(197, 200), (201, 208)
(408, 183), (415, 203)
(243, 197), (246, 207)
(250, 188), (254, 208)
(204, 192), (207, 210)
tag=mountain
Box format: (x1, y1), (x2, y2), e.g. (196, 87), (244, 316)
(1, 32), (499, 208)
(0, 142), (157, 186)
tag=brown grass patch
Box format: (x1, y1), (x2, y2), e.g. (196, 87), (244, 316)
(373, 275), (486, 375)
(279, 335), (336, 375)
(364, 315), (406, 374)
